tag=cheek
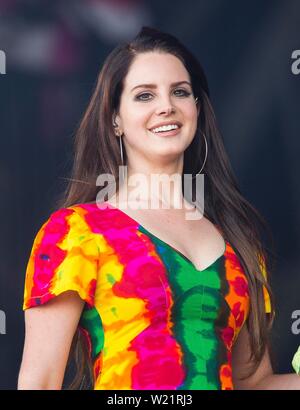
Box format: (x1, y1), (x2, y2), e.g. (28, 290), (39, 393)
(120, 107), (152, 147)
(123, 107), (151, 132)
(184, 109), (198, 144)
(180, 100), (197, 118)
(185, 108), (198, 130)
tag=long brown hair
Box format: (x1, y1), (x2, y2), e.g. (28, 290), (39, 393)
(59, 26), (276, 389)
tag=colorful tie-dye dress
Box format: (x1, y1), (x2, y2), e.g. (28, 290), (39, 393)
(23, 202), (271, 390)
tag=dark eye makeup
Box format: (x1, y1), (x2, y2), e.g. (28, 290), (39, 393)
(135, 88), (192, 101)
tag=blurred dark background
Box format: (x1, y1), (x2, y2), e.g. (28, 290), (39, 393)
(0, 0), (299, 389)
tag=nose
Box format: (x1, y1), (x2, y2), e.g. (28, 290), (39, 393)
(155, 97), (175, 116)
(159, 106), (174, 115)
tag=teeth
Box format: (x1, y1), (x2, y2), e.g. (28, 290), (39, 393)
(152, 124), (179, 133)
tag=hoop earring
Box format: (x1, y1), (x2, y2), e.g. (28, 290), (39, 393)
(113, 117), (123, 163)
(118, 134), (126, 183)
(119, 134), (124, 166)
(192, 131), (208, 178)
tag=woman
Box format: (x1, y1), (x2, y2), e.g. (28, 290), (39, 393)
(18, 26), (299, 390)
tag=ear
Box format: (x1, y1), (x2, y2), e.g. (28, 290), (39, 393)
(112, 113), (122, 135)
(112, 113), (119, 128)
(195, 97), (200, 117)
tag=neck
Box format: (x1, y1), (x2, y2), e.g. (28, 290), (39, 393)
(108, 164), (195, 211)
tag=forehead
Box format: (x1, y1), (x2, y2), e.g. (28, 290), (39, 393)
(123, 52), (190, 89)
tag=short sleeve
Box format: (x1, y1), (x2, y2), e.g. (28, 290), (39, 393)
(23, 208), (99, 310)
(258, 253), (271, 314)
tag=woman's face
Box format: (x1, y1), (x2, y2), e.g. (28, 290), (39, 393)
(114, 51), (199, 168)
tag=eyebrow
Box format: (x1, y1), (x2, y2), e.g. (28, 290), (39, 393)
(130, 81), (192, 92)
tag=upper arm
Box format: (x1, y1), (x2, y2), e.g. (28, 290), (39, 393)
(232, 322), (274, 390)
(18, 290), (85, 389)
(19, 208), (99, 389)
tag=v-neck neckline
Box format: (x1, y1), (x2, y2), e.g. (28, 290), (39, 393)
(139, 224), (226, 272)
(91, 201), (227, 273)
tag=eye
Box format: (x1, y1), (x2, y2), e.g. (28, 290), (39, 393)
(173, 88), (192, 97)
(135, 88), (192, 102)
(135, 92), (153, 101)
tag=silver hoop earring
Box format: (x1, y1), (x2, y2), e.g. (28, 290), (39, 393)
(118, 133), (126, 183)
(192, 131), (208, 178)
(119, 134), (124, 166)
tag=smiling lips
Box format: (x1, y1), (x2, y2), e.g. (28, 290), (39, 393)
(149, 121), (182, 136)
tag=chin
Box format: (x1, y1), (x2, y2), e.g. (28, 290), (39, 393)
(151, 145), (185, 159)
